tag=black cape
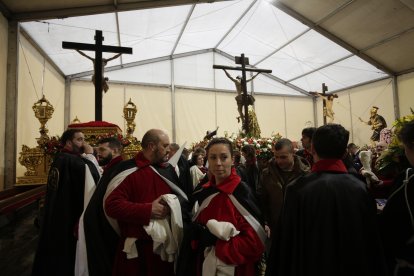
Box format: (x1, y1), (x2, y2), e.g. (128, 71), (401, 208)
(267, 171), (387, 276)
(83, 157), (135, 276)
(379, 169), (414, 275)
(176, 154), (194, 198)
(32, 152), (99, 276)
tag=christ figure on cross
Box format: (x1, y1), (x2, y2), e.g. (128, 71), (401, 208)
(223, 69), (260, 124)
(310, 91), (338, 123)
(76, 50), (122, 93)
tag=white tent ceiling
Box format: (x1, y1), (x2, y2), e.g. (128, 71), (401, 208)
(2, 0), (413, 94)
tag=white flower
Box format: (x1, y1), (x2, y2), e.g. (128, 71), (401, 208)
(263, 148), (268, 152)
(256, 143), (260, 148)
(267, 144), (272, 149)
(267, 139), (272, 143)
(244, 141), (248, 145)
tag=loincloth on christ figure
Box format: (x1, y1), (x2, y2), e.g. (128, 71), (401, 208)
(235, 94), (255, 106)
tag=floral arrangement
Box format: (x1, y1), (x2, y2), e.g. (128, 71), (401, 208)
(375, 110), (414, 175)
(190, 131), (282, 161)
(230, 132), (282, 160)
(43, 136), (62, 155)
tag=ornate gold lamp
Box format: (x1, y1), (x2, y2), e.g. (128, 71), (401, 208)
(32, 95), (55, 145)
(123, 98), (137, 139)
(17, 95), (55, 185)
(122, 98), (141, 159)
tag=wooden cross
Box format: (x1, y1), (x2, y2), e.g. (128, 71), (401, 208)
(62, 30), (133, 121)
(322, 83), (328, 125)
(310, 83), (338, 125)
(213, 54), (271, 134)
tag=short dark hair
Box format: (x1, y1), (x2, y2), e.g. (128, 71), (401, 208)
(302, 127), (316, 140)
(398, 120), (414, 149)
(206, 137), (234, 157)
(233, 150), (241, 164)
(98, 137), (122, 151)
(241, 144), (256, 161)
(274, 138), (293, 152)
(191, 152), (204, 164)
(313, 124), (349, 159)
(347, 143), (357, 149)
(60, 129), (82, 145)
(141, 129), (161, 149)
(194, 147), (206, 156)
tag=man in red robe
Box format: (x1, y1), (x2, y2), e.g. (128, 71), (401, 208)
(104, 129), (189, 276)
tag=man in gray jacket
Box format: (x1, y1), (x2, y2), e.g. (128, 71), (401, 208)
(260, 138), (310, 240)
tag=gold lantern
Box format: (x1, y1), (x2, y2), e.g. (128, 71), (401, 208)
(32, 95), (55, 146)
(123, 98), (137, 139)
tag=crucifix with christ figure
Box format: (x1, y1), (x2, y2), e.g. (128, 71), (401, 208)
(213, 54), (272, 134)
(62, 30), (133, 121)
(309, 83), (338, 125)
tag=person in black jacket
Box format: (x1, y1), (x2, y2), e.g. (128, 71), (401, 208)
(379, 120), (414, 276)
(267, 124), (387, 276)
(32, 129), (100, 276)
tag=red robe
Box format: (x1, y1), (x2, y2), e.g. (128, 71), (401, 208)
(105, 152), (174, 276)
(194, 170), (264, 276)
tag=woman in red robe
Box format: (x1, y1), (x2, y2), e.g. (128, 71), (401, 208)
(192, 138), (265, 276)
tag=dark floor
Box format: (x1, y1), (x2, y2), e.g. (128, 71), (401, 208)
(0, 203), (39, 276)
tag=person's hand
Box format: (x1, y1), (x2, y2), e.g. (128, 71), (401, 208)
(151, 196), (170, 219)
(83, 142), (94, 154)
(264, 225), (271, 238)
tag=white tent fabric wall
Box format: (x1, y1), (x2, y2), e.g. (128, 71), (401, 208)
(20, 0), (390, 96)
(174, 52), (215, 88)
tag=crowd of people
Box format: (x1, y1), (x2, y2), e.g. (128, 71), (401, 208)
(31, 122), (414, 276)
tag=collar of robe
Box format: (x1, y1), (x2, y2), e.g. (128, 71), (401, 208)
(135, 151), (151, 168)
(61, 147), (80, 156)
(104, 155), (123, 172)
(312, 159), (348, 174)
(203, 167), (241, 194)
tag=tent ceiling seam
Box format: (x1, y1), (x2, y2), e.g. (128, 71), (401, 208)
(8, 0), (227, 22)
(254, 0), (354, 68)
(19, 26), (65, 78)
(170, 4), (195, 56)
(115, 11), (123, 66)
(214, 0), (258, 49)
(286, 53), (354, 82)
(271, 1), (395, 76)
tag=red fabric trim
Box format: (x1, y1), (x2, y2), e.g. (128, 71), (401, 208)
(68, 121), (120, 128)
(202, 168), (241, 194)
(103, 155), (123, 172)
(60, 148), (80, 156)
(135, 151), (151, 168)
(312, 159), (348, 173)
(0, 191), (46, 215)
